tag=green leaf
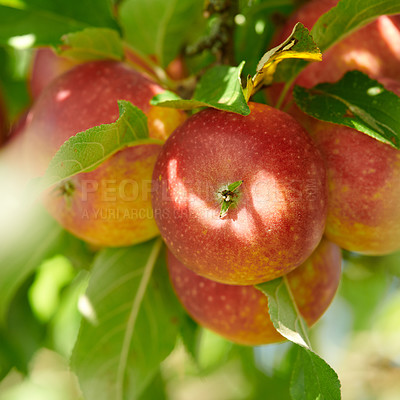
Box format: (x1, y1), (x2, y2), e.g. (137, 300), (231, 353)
(151, 62), (250, 115)
(256, 277), (311, 349)
(312, 0), (400, 54)
(119, 0), (204, 67)
(0, 206), (67, 323)
(274, 0), (400, 84)
(50, 271), (90, 359)
(196, 329), (233, 372)
(290, 345), (341, 400)
(256, 276), (341, 399)
(71, 239), (183, 400)
(219, 180), (243, 218)
(0, 0), (119, 46)
(293, 71), (400, 148)
(179, 314), (200, 362)
(231, 345), (292, 400)
(60, 28), (124, 61)
(28, 255), (76, 323)
(0, 45), (30, 120)
(137, 369), (167, 400)
(60, 233), (96, 271)
(383, 251), (400, 277)
(40, 100), (161, 189)
(227, 180), (243, 192)
(219, 200), (231, 219)
(0, 278), (46, 379)
(245, 22), (321, 100)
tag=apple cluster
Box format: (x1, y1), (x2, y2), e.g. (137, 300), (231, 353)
(153, 0), (400, 345)
(151, 90), (342, 346)
(2, 0), (399, 347)
(7, 53), (186, 247)
(267, 0), (400, 256)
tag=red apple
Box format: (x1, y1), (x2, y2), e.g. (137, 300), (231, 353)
(29, 47), (82, 100)
(167, 237), (342, 346)
(306, 79), (400, 255)
(24, 60), (186, 247)
(152, 102), (327, 285)
(267, 0), (400, 109)
(165, 55), (188, 81)
(265, 1), (400, 254)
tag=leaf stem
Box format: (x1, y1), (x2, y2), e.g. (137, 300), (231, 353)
(122, 42), (177, 90)
(275, 75), (296, 110)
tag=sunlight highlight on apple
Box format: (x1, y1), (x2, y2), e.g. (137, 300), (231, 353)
(167, 158), (188, 207)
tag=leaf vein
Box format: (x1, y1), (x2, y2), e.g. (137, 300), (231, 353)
(115, 237), (163, 400)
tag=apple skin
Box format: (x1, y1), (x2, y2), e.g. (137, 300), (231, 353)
(44, 144), (161, 247)
(29, 46), (187, 100)
(152, 102), (327, 285)
(25, 60), (186, 247)
(29, 47), (82, 100)
(167, 237), (342, 346)
(267, 0), (400, 108)
(307, 79), (400, 255)
(165, 55), (188, 81)
(25, 60), (185, 173)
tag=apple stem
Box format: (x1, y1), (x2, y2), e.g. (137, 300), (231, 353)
(59, 180), (75, 197)
(219, 180), (243, 218)
(53, 180), (75, 207)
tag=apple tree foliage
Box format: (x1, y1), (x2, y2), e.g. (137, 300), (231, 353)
(0, 0), (400, 399)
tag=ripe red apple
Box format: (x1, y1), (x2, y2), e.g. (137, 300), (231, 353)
(29, 46), (180, 100)
(167, 237), (342, 346)
(265, 1), (400, 254)
(29, 47), (82, 100)
(267, 0), (400, 109)
(152, 102), (327, 285)
(165, 55), (188, 81)
(307, 79), (400, 255)
(25, 60), (186, 247)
